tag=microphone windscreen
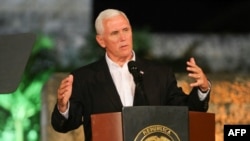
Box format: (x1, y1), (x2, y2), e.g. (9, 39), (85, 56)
(128, 61), (137, 74)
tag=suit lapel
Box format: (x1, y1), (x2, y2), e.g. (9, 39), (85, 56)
(133, 57), (153, 105)
(96, 58), (123, 110)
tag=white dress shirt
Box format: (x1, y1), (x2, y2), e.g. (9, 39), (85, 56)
(106, 52), (136, 106)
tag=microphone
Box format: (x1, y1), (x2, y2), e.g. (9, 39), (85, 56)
(127, 61), (148, 105)
(128, 61), (143, 84)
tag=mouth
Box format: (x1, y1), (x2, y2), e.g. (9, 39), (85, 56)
(121, 43), (130, 47)
(120, 44), (128, 49)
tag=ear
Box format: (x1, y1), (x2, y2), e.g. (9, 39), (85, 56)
(96, 35), (106, 48)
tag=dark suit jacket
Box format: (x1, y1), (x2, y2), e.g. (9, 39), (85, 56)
(51, 56), (210, 141)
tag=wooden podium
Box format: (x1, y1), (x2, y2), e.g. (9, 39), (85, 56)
(91, 106), (215, 141)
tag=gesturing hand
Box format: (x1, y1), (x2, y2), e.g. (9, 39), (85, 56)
(57, 74), (73, 112)
(186, 57), (209, 92)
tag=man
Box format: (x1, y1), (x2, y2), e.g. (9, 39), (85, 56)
(51, 9), (211, 141)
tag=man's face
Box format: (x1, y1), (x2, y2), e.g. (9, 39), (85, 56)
(96, 14), (133, 62)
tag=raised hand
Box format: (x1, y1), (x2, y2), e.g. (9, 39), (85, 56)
(186, 57), (209, 92)
(57, 74), (73, 112)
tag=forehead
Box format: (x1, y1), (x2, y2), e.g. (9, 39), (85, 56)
(103, 15), (130, 29)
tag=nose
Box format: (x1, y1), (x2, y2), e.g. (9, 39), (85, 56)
(120, 32), (126, 41)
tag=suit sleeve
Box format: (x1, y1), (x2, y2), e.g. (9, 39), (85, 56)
(187, 87), (210, 112)
(51, 73), (84, 133)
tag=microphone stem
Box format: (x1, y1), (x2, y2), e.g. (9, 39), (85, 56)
(135, 82), (149, 105)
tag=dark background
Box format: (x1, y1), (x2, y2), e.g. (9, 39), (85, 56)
(93, 0), (250, 33)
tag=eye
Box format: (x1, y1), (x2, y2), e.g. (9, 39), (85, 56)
(111, 31), (119, 36)
(123, 27), (129, 32)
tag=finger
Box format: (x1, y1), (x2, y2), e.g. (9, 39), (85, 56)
(57, 86), (69, 100)
(187, 65), (202, 74)
(188, 73), (201, 79)
(190, 57), (196, 64)
(59, 80), (72, 91)
(61, 75), (70, 83)
(187, 66), (198, 72)
(61, 75), (73, 85)
(57, 83), (70, 99)
(190, 81), (200, 87)
(59, 82), (72, 94)
(58, 87), (69, 96)
(187, 59), (197, 69)
(68, 74), (74, 82)
(57, 75), (73, 98)
(187, 67), (202, 75)
(58, 75), (73, 91)
(187, 62), (197, 69)
(57, 88), (71, 105)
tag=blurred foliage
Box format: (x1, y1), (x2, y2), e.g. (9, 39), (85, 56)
(133, 29), (152, 59)
(79, 31), (105, 65)
(0, 34), (55, 141)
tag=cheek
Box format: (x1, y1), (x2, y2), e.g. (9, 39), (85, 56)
(106, 38), (119, 47)
(105, 41), (118, 51)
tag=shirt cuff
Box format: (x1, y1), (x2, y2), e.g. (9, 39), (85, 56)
(197, 81), (211, 101)
(58, 102), (70, 119)
(197, 89), (209, 101)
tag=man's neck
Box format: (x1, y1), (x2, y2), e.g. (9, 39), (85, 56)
(106, 52), (134, 67)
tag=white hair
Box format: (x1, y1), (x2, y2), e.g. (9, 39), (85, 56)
(95, 9), (130, 35)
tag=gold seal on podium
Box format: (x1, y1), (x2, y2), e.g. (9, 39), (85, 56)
(134, 125), (180, 141)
